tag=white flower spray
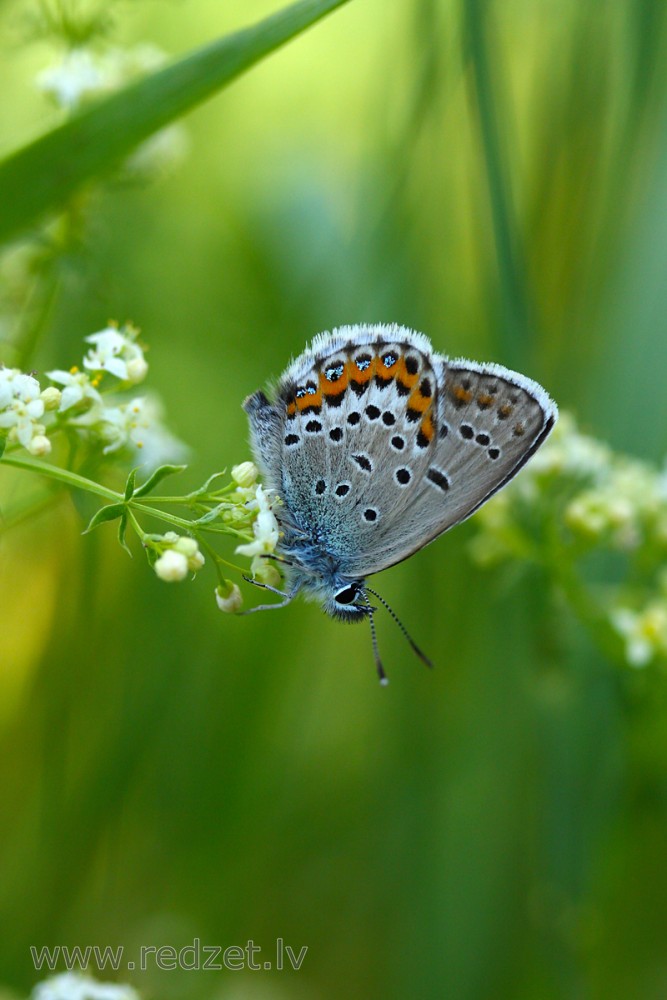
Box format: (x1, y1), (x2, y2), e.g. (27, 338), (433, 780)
(31, 970), (139, 1000)
(1, 323), (282, 613)
(469, 414), (667, 670)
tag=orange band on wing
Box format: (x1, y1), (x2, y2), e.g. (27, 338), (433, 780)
(349, 354), (376, 386)
(406, 387), (431, 416)
(319, 367), (349, 397)
(375, 354), (397, 383)
(419, 411), (435, 443)
(451, 384), (473, 405)
(394, 356), (419, 394)
(296, 385), (322, 411)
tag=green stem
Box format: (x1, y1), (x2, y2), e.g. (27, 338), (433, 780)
(553, 557), (627, 669)
(1, 453), (251, 539)
(132, 495), (198, 506)
(125, 506), (149, 544)
(126, 501), (195, 533)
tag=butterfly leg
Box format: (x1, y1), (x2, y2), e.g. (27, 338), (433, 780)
(242, 575), (291, 598)
(239, 576), (298, 614)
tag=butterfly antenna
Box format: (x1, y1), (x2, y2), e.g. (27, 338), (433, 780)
(365, 586), (434, 669)
(364, 596), (388, 685)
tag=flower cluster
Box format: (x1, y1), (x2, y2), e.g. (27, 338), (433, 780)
(36, 44), (188, 179)
(1, 322), (284, 616)
(153, 532), (205, 582)
(469, 414), (667, 669)
(32, 971), (138, 1000)
(1, 324), (187, 470)
(0, 368), (57, 456)
(145, 460), (283, 612)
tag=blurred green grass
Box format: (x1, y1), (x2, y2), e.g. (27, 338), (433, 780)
(2, 1), (667, 998)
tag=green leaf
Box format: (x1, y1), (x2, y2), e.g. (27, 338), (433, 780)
(191, 471), (230, 496)
(133, 463), (187, 498)
(117, 512), (132, 556)
(194, 503), (227, 526)
(124, 467), (138, 501)
(0, 0), (352, 244)
(83, 502), (125, 534)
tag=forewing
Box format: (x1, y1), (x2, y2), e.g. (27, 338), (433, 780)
(274, 329), (438, 562)
(339, 358), (557, 577)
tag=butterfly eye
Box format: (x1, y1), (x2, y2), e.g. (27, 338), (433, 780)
(335, 585), (359, 605)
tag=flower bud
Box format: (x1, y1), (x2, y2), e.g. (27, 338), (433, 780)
(27, 434), (52, 456)
(251, 555), (281, 589)
(215, 582), (243, 613)
(126, 357), (149, 384)
(40, 386), (62, 410)
(231, 462), (258, 488)
(154, 549), (188, 582)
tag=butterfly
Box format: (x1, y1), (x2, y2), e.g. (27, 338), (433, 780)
(243, 324), (557, 681)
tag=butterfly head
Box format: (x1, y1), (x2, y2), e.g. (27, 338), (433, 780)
(324, 580), (370, 622)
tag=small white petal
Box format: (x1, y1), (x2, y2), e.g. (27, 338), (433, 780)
(59, 385), (84, 411)
(26, 398), (45, 420)
(99, 356), (129, 380)
(234, 538), (265, 558)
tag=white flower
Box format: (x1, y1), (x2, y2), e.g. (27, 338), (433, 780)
(566, 491), (636, 541)
(154, 549), (189, 582)
(611, 604), (667, 667)
(47, 368), (103, 412)
(36, 49), (110, 110)
(235, 485), (280, 558)
(36, 45), (188, 179)
(32, 970), (139, 1000)
(83, 326), (148, 383)
(231, 461), (258, 488)
(215, 582), (243, 613)
(36, 44), (168, 113)
(0, 369), (48, 451)
(100, 396), (187, 471)
(0, 368), (41, 406)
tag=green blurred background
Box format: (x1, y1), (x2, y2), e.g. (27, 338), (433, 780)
(2, 1), (667, 997)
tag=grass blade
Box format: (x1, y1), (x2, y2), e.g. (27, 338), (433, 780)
(463, 0), (532, 367)
(0, 0), (352, 244)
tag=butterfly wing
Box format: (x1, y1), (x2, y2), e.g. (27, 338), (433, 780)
(245, 325), (557, 582)
(337, 356), (557, 578)
(265, 327), (439, 557)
